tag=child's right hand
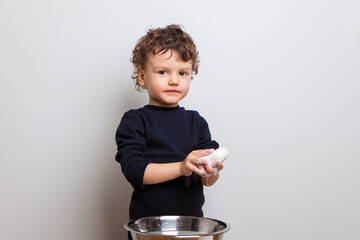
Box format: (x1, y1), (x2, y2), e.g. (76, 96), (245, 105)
(180, 149), (214, 176)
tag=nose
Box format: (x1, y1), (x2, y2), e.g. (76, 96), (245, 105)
(168, 73), (179, 86)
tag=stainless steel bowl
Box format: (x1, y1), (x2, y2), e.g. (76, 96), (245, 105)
(124, 215), (230, 240)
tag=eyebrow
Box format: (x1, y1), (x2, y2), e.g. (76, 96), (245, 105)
(153, 66), (192, 71)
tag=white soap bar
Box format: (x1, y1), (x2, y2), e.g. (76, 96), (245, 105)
(201, 147), (229, 167)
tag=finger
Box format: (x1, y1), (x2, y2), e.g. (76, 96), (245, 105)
(202, 148), (215, 156)
(192, 149), (215, 164)
(203, 163), (214, 174)
(192, 149), (215, 158)
(198, 164), (206, 176)
(216, 161), (224, 170)
(190, 156), (208, 165)
(190, 163), (205, 176)
(212, 167), (219, 176)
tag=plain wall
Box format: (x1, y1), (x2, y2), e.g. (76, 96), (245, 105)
(1, 0), (359, 239)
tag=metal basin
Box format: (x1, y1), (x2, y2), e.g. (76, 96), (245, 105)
(124, 215), (230, 240)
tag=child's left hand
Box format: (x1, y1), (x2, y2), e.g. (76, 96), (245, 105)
(200, 160), (224, 177)
(200, 161), (224, 186)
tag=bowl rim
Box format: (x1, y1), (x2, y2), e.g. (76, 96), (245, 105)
(124, 215), (231, 237)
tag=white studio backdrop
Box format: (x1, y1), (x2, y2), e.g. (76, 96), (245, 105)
(1, 0), (359, 239)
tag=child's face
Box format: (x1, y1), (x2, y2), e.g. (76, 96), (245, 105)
(138, 50), (192, 107)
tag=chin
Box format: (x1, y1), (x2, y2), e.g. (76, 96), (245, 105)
(163, 99), (181, 106)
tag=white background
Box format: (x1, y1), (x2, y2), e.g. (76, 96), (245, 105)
(1, 0), (359, 239)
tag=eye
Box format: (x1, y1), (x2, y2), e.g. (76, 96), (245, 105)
(158, 70), (167, 75)
(179, 71), (188, 76)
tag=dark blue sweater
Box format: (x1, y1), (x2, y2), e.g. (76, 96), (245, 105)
(115, 105), (218, 220)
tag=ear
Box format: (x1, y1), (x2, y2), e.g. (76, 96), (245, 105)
(137, 68), (146, 87)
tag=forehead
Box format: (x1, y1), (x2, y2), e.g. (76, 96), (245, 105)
(146, 50), (192, 68)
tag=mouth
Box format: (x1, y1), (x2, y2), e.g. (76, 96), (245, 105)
(165, 89), (180, 93)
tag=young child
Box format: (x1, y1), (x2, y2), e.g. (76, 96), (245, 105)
(115, 25), (223, 237)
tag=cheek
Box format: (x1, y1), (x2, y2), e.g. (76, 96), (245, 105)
(149, 79), (164, 90)
(147, 81), (164, 95)
(183, 80), (191, 91)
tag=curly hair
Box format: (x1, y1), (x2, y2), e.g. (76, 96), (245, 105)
(130, 24), (200, 91)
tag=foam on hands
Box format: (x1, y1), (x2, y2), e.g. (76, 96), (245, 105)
(201, 147), (229, 177)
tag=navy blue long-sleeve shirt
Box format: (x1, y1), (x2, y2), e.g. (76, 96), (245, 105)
(115, 105), (218, 220)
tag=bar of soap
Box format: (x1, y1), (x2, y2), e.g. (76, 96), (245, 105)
(201, 147), (229, 167)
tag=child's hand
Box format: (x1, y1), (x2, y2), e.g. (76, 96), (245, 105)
(203, 160), (224, 177)
(181, 149), (214, 176)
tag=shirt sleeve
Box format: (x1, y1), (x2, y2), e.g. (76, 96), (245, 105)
(196, 114), (219, 150)
(115, 111), (148, 189)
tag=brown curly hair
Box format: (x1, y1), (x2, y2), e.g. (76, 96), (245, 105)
(130, 24), (200, 91)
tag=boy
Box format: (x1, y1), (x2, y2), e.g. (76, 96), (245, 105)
(115, 25), (223, 237)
